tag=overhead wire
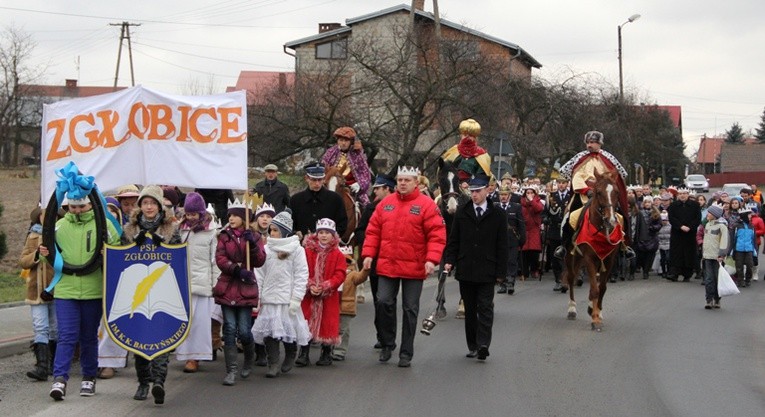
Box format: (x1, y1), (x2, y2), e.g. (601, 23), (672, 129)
(132, 41), (291, 69)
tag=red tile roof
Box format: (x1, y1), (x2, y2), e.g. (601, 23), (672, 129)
(19, 84), (125, 99)
(656, 105), (681, 130)
(697, 136), (757, 164)
(226, 71), (294, 105)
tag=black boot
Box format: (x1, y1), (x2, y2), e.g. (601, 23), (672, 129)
(281, 342), (297, 374)
(133, 356), (152, 400)
(264, 337), (281, 378)
(240, 342), (255, 378)
(27, 343), (49, 381)
(294, 345), (310, 367)
(254, 343), (268, 367)
(315, 344), (333, 366)
(222, 345), (238, 386)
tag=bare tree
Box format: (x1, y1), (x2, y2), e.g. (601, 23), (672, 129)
(0, 26), (47, 166)
(181, 73), (220, 95)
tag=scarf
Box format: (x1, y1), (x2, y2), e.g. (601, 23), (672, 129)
(303, 233), (340, 340)
(457, 136), (486, 158)
(29, 223), (43, 235)
(180, 212), (212, 233)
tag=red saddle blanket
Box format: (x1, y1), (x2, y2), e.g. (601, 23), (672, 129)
(575, 210), (624, 260)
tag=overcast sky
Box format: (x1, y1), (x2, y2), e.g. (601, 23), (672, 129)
(2, 0), (764, 156)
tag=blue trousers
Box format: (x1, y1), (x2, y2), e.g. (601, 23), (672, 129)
(30, 302), (58, 344)
(221, 305), (254, 347)
(53, 299), (101, 380)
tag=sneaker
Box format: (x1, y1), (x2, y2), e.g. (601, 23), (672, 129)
(713, 299), (721, 309)
(50, 377), (66, 401)
(397, 357), (411, 367)
(80, 377), (96, 396)
(704, 300), (713, 310)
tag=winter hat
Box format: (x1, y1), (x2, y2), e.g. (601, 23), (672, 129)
(271, 209), (293, 237)
(183, 192), (206, 215)
(162, 187), (180, 207)
(115, 184), (140, 199)
(660, 192), (672, 201)
(584, 130), (604, 145)
(730, 195), (744, 203)
(316, 218), (337, 234)
(707, 204), (724, 219)
(642, 195), (653, 204)
(138, 185), (164, 207)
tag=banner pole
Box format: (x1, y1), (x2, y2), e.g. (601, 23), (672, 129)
(245, 190), (251, 270)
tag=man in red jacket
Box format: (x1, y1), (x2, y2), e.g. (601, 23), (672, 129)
(362, 166), (446, 368)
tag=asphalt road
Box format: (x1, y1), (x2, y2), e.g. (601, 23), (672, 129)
(1, 275), (764, 417)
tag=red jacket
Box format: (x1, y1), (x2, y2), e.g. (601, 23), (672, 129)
(301, 235), (347, 345)
(521, 195), (544, 251)
(752, 214), (765, 246)
(361, 188), (446, 279)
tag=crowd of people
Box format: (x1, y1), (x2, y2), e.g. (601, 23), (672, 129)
(17, 122), (761, 406)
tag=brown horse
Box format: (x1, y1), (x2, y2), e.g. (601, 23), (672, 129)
(560, 169), (624, 331)
(324, 166), (360, 247)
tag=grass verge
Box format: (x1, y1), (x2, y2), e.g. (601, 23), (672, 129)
(0, 271), (25, 303)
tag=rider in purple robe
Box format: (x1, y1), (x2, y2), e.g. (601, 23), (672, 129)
(321, 127), (372, 208)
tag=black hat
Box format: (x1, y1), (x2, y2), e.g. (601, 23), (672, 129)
(372, 174), (396, 190)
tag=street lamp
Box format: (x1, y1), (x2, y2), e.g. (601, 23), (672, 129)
(618, 13), (641, 100)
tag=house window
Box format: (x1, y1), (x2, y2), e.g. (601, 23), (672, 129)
(316, 38), (347, 59)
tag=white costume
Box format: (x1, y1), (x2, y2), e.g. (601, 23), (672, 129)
(252, 235), (311, 345)
(175, 226), (219, 361)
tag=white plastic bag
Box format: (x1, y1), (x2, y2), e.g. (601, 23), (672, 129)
(717, 262), (740, 297)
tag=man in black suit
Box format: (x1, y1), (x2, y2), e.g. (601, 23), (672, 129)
(495, 186), (525, 295)
(444, 174), (508, 361)
(546, 179), (571, 291)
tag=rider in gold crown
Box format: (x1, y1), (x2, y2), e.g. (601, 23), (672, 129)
(321, 127), (372, 208)
(441, 119), (493, 189)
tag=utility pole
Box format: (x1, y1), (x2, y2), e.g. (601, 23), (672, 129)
(110, 21), (140, 88)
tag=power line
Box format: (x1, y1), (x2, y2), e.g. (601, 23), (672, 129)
(132, 41), (291, 69)
(131, 48), (240, 78)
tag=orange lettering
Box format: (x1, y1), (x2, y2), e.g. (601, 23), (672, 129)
(146, 104), (176, 140)
(87, 110), (125, 148)
(217, 107), (246, 143)
(189, 108), (217, 143)
(127, 102), (149, 140)
(176, 106), (192, 142)
(45, 119), (70, 161)
(69, 113), (98, 153)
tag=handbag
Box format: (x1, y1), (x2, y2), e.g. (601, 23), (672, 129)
(717, 262), (740, 297)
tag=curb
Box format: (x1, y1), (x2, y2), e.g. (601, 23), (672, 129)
(0, 336), (32, 359)
(0, 301), (26, 309)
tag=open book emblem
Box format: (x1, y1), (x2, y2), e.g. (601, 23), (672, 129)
(103, 236), (191, 360)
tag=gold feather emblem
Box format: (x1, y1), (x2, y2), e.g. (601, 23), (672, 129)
(130, 264), (169, 318)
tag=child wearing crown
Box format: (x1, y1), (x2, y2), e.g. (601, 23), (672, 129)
(213, 198), (265, 386)
(252, 209), (311, 377)
(294, 218), (347, 367)
(251, 202), (277, 366)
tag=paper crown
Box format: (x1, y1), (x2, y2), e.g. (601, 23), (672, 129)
(255, 202), (276, 217)
(339, 245), (354, 256)
(397, 166), (420, 177)
(676, 187), (690, 193)
(316, 218), (336, 233)
(227, 198), (253, 210)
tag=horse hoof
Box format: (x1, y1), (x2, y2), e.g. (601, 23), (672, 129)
(576, 279), (584, 287)
(567, 312), (577, 320)
(591, 323), (602, 332)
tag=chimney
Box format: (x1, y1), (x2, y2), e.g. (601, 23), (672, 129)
(65, 79), (78, 88)
(413, 0), (425, 11)
(319, 23), (341, 33)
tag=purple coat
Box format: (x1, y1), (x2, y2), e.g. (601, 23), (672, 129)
(321, 145), (372, 207)
(213, 227), (265, 307)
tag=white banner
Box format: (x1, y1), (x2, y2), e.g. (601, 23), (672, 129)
(40, 85), (248, 204)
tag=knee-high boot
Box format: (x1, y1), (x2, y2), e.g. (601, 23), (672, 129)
(264, 337), (281, 378)
(281, 342), (297, 374)
(240, 342), (255, 378)
(222, 345), (238, 386)
(26, 343), (49, 381)
(254, 343), (267, 367)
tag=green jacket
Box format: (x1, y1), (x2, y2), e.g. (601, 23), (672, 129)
(51, 210), (120, 300)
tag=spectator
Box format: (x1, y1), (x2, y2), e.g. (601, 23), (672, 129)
(634, 197), (662, 280)
(701, 205), (728, 309)
(253, 164), (291, 213)
(520, 185), (543, 280)
(290, 162), (347, 238)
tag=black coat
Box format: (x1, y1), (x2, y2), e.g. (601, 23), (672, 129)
(444, 201), (508, 283)
(253, 179), (291, 213)
(545, 190), (571, 242)
(668, 199), (701, 269)
(290, 187), (348, 237)
(495, 201), (525, 248)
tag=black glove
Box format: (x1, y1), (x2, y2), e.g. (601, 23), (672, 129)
(239, 268), (256, 284)
(242, 230), (259, 244)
